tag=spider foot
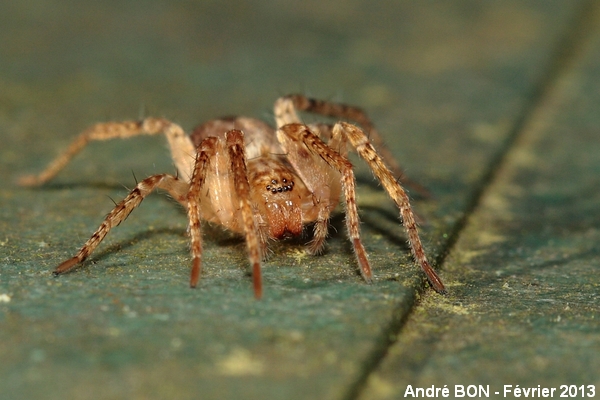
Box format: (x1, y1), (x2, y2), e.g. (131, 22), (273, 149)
(190, 257), (201, 288)
(353, 239), (373, 283)
(53, 256), (81, 275)
(422, 261), (447, 294)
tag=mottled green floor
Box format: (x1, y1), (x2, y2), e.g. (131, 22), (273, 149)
(1, 1), (598, 399)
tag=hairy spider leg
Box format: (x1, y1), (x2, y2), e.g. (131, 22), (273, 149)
(186, 137), (215, 290)
(277, 123), (372, 282)
(275, 95), (443, 292)
(18, 118), (196, 186)
(53, 174), (189, 275)
(274, 94), (431, 198)
(187, 130), (263, 298)
(333, 121), (446, 293)
(227, 130), (263, 299)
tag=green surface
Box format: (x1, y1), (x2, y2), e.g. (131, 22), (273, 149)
(362, 4), (600, 396)
(1, 1), (598, 399)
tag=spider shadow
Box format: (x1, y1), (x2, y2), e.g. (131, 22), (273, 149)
(61, 227), (186, 273)
(359, 205), (414, 253)
(355, 172), (431, 201)
(29, 180), (135, 193)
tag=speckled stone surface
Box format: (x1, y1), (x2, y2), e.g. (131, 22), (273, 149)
(0, 1), (596, 399)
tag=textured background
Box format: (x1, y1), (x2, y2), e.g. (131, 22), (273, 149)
(1, 1), (599, 399)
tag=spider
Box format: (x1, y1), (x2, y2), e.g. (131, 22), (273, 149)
(19, 94), (446, 298)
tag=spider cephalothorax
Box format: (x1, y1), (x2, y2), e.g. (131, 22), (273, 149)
(20, 94), (446, 298)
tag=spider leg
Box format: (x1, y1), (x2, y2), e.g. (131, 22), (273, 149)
(19, 118), (195, 186)
(277, 123), (372, 282)
(187, 131), (263, 298)
(226, 130), (263, 299)
(274, 94), (431, 198)
(332, 122), (446, 294)
(307, 206), (330, 256)
(273, 122), (342, 256)
(186, 137), (215, 289)
(54, 173), (189, 275)
(305, 123), (346, 255)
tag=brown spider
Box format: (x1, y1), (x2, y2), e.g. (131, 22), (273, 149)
(19, 94), (446, 298)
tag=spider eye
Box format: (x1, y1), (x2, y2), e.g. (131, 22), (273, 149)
(265, 177), (295, 194)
